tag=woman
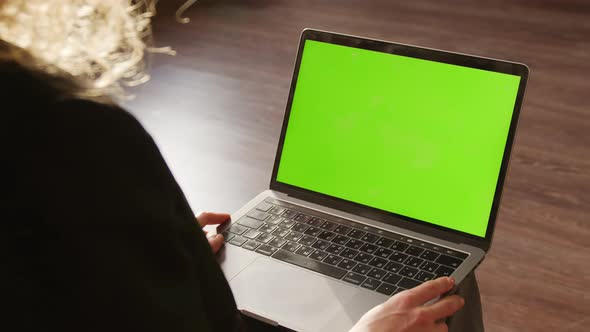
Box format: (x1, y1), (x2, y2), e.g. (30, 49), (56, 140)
(1, 1), (482, 331)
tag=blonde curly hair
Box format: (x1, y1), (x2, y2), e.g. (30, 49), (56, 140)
(0, 0), (177, 101)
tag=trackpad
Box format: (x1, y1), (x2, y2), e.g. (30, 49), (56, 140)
(230, 257), (363, 332)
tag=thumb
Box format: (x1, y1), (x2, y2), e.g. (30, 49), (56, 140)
(208, 233), (225, 253)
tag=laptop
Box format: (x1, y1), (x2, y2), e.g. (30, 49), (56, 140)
(217, 29), (528, 332)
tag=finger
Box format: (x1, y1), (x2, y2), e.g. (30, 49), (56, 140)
(207, 233), (225, 253)
(400, 277), (454, 307)
(433, 322), (449, 332)
(197, 212), (231, 228)
(422, 295), (464, 321)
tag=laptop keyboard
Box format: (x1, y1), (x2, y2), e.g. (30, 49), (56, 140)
(223, 198), (468, 296)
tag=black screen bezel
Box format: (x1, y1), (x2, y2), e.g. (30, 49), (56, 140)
(270, 29), (529, 252)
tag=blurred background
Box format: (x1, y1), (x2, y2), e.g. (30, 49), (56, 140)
(125, 0), (589, 331)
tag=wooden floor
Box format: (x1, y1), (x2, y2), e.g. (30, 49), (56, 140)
(126, 1), (590, 331)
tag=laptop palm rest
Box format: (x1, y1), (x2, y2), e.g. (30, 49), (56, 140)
(229, 256), (384, 332)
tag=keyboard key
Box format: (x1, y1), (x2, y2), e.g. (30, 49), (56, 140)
(292, 222), (310, 233)
(375, 247), (393, 259)
(266, 215), (283, 225)
(420, 250), (440, 261)
(298, 235), (317, 246)
(405, 257), (424, 268)
(311, 239), (331, 251)
(222, 232), (235, 242)
(268, 206), (286, 215)
(429, 244), (445, 254)
(407, 238), (427, 250)
(294, 213), (312, 223)
(386, 233), (407, 242)
(258, 224), (277, 233)
(310, 250), (329, 261)
(360, 243), (378, 254)
(343, 272), (366, 285)
(348, 229), (366, 239)
(256, 233), (274, 244)
(398, 277), (421, 289)
(332, 235), (350, 245)
(324, 254), (343, 266)
(376, 283), (397, 295)
(390, 241), (409, 252)
(383, 272), (402, 285)
(415, 270), (435, 282)
(242, 240), (261, 251)
(307, 217), (325, 227)
(285, 231), (303, 242)
(295, 246), (314, 257)
(325, 244), (344, 255)
(419, 261), (439, 273)
(247, 210), (269, 221)
(256, 202), (273, 212)
(337, 259), (357, 270)
(228, 224), (248, 235)
(389, 252), (408, 263)
(436, 254), (463, 268)
(361, 233), (380, 243)
(435, 265), (455, 277)
(403, 238), (417, 245)
(354, 253), (373, 264)
(367, 268), (386, 280)
(368, 257), (388, 269)
(269, 237), (287, 248)
(281, 209), (298, 219)
(256, 244), (278, 256)
(340, 248), (359, 259)
(405, 246), (424, 257)
(273, 249), (347, 279)
(280, 219), (296, 229)
(400, 266), (418, 278)
(229, 235), (247, 246)
(244, 229), (262, 239)
(333, 225), (352, 235)
(376, 237), (394, 248)
(345, 239), (364, 250)
(238, 217), (264, 230)
(384, 261), (403, 273)
(272, 227), (290, 238)
(352, 263), (371, 275)
(318, 231), (336, 241)
(319, 221), (337, 231)
(304, 226), (322, 237)
(361, 278), (382, 291)
(282, 241), (301, 252)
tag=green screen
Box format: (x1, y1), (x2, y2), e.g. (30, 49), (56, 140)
(276, 40), (521, 237)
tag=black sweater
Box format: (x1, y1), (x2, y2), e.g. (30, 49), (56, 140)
(1, 58), (242, 331)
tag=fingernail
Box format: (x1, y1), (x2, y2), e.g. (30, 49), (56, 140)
(460, 297), (465, 305)
(449, 277), (455, 286)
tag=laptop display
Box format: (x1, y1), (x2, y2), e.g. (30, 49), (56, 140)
(276, 39), (522, 238)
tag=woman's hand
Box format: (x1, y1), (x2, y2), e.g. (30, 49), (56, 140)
(350, 277), (464, 332)
(196, 211), (230, 253)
